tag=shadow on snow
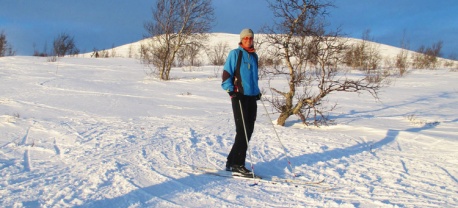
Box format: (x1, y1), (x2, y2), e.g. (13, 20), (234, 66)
(77, 115), (443, 207)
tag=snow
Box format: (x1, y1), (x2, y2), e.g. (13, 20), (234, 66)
(1, 34), (458, 207)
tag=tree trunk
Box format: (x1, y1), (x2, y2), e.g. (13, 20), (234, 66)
(277, 111), (290, 126)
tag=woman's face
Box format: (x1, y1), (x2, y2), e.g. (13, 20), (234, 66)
(241, 36), (254, 48)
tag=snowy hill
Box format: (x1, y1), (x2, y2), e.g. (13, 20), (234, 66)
(82, 33), (456, 68)
(82, 33), (241, 62)
(1, 37), (458, 207)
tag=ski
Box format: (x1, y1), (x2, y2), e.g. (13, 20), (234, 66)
(173, 165), (326, 188)
(176, 165), (262, 179)
(271, 176), (325, 185)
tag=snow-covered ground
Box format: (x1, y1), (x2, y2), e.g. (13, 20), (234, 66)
(1, 41), (458, 207)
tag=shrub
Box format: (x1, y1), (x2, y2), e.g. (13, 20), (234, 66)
(411, 41), (442, 69)
(53, 32), (79, 57)
(0, 31), (15, 57)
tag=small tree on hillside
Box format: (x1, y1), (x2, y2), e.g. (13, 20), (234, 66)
(33, 41), (49, 57)
(110, 43), (117, 58)
(0, 31), (16, 57)
(142, 0), (215, 80)
(412, 41), (443, 69)
(443, 53), (457, 70)
(177, 42), (202, 67)
(53, 32), (79, 57)
(344, 30), (381, 71)
(395, 33), (410, 76)
(206, 41), (229, 65)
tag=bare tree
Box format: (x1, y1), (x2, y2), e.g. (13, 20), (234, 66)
(412, 41), (443, 69)
(206, 41), (229, 65)
(185, 42), (202, 67)
(176, 42), (202, 67)
(395, 31), (410, 76)
(128, 44), (134, 58)
(0, 31), (16, 57)
(53, 32), (79, 57)
(344, 29), (381, 71)
(260, 0), (385, 126)
(110, 43), (117, 58)
(142, 0), (215, 80)
(33, 41), (49, 57)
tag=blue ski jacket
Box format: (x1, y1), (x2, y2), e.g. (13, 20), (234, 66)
(221, 47), (260, 96)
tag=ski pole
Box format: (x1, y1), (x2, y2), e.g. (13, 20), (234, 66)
(260, 99), (297, 177)
(238, 99), (257, 183)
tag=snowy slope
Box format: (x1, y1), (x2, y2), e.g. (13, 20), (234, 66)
(82, 33), (454, 66)
(1, 41), (458, 207)
(81, 33), (241, 63)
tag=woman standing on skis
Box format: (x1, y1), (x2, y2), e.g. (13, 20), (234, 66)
(221, 28), (261, 177)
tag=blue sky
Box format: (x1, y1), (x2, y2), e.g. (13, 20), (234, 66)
(1, 0), (457, 58)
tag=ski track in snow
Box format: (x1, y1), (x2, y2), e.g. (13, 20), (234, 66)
(0, 56), (457, 207)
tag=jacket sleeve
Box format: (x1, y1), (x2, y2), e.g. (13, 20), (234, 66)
(221, 50), (237, 92)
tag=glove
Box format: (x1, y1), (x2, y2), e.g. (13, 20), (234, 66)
(228, 91), (237, 99)
(256, 93), (262, 100)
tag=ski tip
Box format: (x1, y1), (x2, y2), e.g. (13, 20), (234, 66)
(249, 182), (259, 187)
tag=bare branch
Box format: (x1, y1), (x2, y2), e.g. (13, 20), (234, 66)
(141, 0), (215, 80)
(261, 0), (386, 126)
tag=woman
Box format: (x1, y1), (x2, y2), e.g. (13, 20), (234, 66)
(221, 28), (261, 176)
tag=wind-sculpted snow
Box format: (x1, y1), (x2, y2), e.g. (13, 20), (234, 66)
(0, 57), (457, 207)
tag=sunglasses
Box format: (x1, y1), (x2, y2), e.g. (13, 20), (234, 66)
(243, 37), (254, 41)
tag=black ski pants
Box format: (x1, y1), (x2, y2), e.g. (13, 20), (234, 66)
(227, 95), (257, 167)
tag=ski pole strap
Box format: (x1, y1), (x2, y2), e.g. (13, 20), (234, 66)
(233, 50), (243, 93)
